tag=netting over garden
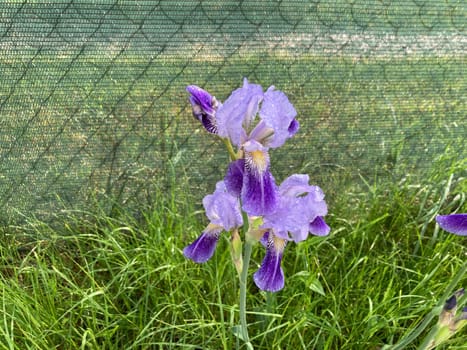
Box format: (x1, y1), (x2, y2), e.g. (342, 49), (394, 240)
(0, 1), (465, 224)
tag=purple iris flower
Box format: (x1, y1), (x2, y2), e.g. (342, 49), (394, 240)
(219, 78), (300, 216)
(436, 214), (467, 236)
(186, 85), (220, 134)
(183, 181), (243, 263)
(253, 174), (330, 292)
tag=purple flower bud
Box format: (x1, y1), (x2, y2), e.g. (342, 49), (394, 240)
(186, 85), (220, 134)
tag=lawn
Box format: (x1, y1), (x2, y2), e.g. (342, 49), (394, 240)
(0, 145), (465, 349)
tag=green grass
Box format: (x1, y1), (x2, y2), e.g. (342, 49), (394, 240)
(0, 154), (465, 349)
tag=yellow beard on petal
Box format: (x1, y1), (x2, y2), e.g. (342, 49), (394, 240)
(206, 222), (222, 232)
(247, 149), (269, 174)
(272, 234), (287, 252)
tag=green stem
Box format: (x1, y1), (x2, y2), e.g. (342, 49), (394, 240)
(222, 137), (238, 161)
(239, 240), (254, 350)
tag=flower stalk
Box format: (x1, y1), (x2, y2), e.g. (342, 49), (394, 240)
(222, 137), (238, 161)
(238, 239), (254, 350)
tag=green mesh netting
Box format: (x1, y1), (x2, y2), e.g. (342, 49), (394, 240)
(0, 1), (466, 223)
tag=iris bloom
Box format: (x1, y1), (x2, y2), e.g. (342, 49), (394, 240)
(252, 174), (330, 292)
(436, 214), (467, 236)
(217, 78), (299, 216)
(183, 181), (243, 263)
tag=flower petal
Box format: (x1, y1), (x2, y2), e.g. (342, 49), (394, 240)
(436, 214), (467, 236)
(248, 120), (274, 146)
(187, 85), (215, 114)
(278, 174), (314, 197)
(183, 225), (222, 263)
(259, 86), (297, 148)
(253, 234), (286, 292)
(261, 174), (329, 242)
(216, 78), (263, 146)
(309, 216), (331, 236)
(241, 140), (278, 216)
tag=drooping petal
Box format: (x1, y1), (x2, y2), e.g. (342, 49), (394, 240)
(183, 224), (222, 263)
(216, 78), (263, 146)
(259, 86), (297, 148)
(224, 159), (245, 197)
(436, 214), (467, 236)
(309, 216), (331, 236)
(186, 85), (219, 134)
(241, 140), (278, 216)
(259, 231), (270, 247)
(253, 234), (286, 292)
(203, 181), (243, 230)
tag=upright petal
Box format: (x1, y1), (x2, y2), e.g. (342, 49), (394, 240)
(253, 233), (286, 292)
(216, 78), (263, 146)
(186, 85), (219, 134)
(302, 186), (328, 220)
(436, 214), (467, 236)
(278, 174), (314, 197)
(259, 86), (297, 148)
(183, 224), (222, 263)
(241, 140), (278, 216)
